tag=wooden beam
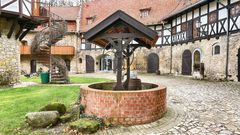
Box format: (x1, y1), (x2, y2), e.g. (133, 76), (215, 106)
(19, 0), (23, 18)
(0, 0), (2, 15)
(1, 0), (17, 9)
(7, 19), (18, 39)
(15, 23), (25, 40)
(19, 28), (31, 41)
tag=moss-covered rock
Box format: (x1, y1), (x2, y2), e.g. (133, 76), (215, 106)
(60, 114), (72, 123)
(69, 118), (99, 134)
(40, 102), (66, 116)
(25, 111), (59, 128)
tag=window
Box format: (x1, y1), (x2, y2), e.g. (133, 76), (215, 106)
(86, 16), (96, 25)
(79, 58), (82, 63)
(230, 2), (240, 17)
(85, 42), (91, 50)
(193, 19), (200, 38)
(209, 11), (217, 23)
(181, 23), (187, 32)
(140, 8), (151, 18)
(213, 45), (220, 55)
(172, 26), (177, 34)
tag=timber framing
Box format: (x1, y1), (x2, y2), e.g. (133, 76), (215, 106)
(84, 10), (158, 48)
(0, 0), (49, 40)
(147, 0), (240, 47)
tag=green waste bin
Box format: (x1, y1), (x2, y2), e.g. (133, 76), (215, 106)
(40, 72), (49, 84)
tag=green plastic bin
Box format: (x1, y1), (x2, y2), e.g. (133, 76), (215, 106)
(40, 72), (49, 84)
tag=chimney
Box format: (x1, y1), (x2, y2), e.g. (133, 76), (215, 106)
(32, 0), (40, 16)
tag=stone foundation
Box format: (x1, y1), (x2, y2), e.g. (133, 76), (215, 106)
(0, 17), (20, 85)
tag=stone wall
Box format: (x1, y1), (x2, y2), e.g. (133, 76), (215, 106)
(0, 17), (21, 85)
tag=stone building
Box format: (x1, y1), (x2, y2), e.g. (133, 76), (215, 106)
(0, 0), (46, 85)
(21, 0), (240, 82)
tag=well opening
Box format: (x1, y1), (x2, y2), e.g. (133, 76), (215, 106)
(89, 82), (158, 90)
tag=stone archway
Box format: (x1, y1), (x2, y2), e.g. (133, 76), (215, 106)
(193, 49), (201, 71)
(97, 54), (113, 71)
(238, 48), (240, 81)
(147, 53), (159, 73)
(182, 50), (192, 75)
(86, 55), (95, 73)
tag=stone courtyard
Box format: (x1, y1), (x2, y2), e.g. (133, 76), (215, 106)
(76, 73), (240, 135)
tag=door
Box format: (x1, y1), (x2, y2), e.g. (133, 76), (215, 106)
(64, 59), (71, 71)
(147, 53), (159, 73)
(86, 55), (94, 73)
(182, 50), (192, 75)
(238, 48), (240, 81)
(30, 60), (36, 73)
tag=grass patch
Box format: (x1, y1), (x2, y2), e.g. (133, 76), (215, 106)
(0, 86), (79, 134)
(70, 76), (111, 84)
(20, 76), (112, 84)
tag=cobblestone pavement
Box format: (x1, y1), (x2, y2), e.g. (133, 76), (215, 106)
(76, 73), (240, 135)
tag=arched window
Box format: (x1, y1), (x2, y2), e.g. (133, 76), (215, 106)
(214, 45), (220, 55)
(79, 58), (82, 63)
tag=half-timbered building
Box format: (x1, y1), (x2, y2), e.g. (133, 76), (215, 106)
(21, 0), (240, 82)
(77, 0), (240, 81)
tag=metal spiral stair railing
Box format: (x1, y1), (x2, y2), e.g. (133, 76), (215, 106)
(31, 10), (69, 84)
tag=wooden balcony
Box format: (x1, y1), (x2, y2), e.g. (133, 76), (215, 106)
(20, 45), (75, 56)
(20, 45), (31, 55)
(51, 46), (75, 56)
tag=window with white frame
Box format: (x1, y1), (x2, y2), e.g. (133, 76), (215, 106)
(213, 45), (221, 55)
(140, 8), (151, 18)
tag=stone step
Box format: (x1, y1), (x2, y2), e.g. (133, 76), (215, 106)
(50, 80), (67, 84)
(51, 78), (65, 81)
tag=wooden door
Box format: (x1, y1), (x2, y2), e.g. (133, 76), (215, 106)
(86, 55), (94, 73)
(30, 60), (36, 73)
(238, 48), (240, 81)
(182, 50), (192, 75)
(64, 59), (71, 71)
(147, 53), (159, 73)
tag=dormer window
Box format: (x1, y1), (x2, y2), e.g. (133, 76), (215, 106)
(86, 16), (96, 25)
(140, 8), (151, 18)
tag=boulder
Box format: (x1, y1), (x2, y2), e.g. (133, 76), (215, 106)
(60, 114), (72, 123)
(39, 102), (66, 116)
(69, 118), (99, 134)
(26, 111), (59, 128)
(69, 104), (82, 121)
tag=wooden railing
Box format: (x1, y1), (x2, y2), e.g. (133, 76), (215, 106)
(21, 45), (75, 55)
(51, 46), (75, 55)
(20, 45), (31, 55)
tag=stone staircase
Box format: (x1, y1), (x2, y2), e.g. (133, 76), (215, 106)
(50, 69), (67, 84)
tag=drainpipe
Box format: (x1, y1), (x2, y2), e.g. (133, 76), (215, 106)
(74, 1), (84, 74)
(218, 0), (230, 80)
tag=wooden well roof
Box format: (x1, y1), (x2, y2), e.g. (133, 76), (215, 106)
(84, 10), (158, 49)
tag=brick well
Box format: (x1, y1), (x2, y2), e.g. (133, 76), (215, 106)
(80, 83), (167, 125)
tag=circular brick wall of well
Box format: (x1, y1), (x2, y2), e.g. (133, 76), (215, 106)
(80, 83), (167, 125)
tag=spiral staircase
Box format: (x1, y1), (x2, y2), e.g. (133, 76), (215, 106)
(31, 10), (69, 84)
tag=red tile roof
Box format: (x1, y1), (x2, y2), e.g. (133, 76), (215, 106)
(49, 6), (80, 21)
(80, 0), (200, 32)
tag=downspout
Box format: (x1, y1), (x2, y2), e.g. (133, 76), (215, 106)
(218, 0), (230, 80)
(225, 0), (230, 80)
(75, 2), (83, 73)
